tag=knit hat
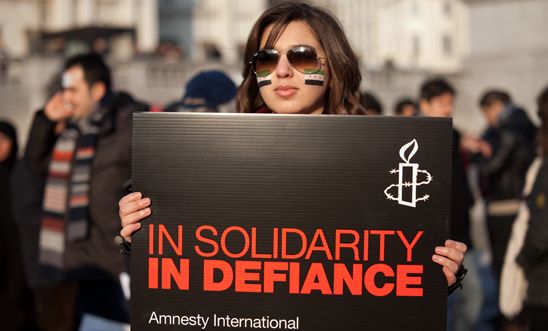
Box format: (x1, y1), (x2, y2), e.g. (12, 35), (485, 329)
(181, 70), (237, 110)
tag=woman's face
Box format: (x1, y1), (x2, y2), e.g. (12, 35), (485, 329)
(257, 21), (329, 115)
(0, 132), (13, 162)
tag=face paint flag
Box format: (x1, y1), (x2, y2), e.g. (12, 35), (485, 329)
(304, 69), (325, 86)
(256, 71), (272, 88)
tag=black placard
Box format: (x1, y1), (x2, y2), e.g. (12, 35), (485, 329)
(131, 113), (452, 331)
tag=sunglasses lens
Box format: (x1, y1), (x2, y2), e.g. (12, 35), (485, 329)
(254, 50), (279, 77)
(288, 46), (320, 73)
(252, 46), (321, 76)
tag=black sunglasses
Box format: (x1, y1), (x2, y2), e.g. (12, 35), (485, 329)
(250, 45), (326, 77)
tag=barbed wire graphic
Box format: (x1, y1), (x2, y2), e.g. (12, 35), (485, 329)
(384, 169), (433, 202)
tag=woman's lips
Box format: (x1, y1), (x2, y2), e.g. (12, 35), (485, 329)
(275, 85), (298, 97)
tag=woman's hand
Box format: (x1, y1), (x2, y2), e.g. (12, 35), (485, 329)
(432, 239), (467, 286)
(119, 192), (151, 242)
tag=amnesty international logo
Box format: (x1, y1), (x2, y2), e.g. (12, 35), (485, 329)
(384, 139), (433, 208)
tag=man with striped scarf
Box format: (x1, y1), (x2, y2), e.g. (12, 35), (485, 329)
(24, 53), (148, 331)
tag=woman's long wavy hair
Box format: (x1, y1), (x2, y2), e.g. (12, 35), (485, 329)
(236, 1), (365, 115)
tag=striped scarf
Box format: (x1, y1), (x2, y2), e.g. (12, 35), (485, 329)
(39, 107), (106, 268)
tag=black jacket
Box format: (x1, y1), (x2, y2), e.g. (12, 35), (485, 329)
(23, 91), (148, 281)
(479, 106), (536, 202)
(517, 157), (548, 306)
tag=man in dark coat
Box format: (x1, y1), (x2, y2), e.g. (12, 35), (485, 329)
(477, 90), (536, 280)
(22, 53), (148, 331)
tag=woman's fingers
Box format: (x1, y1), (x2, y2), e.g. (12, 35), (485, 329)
(119, 193), (150, 219)
(432, 253), (459, 285)
(118, 191), (152, 242)
(119, 198), (150, 221)
(432, 252), (459, 273)
(119, 192), (141, 215)
(432, 240), (467, 286)
(120, 222), (142, 242)
(445, 239), (468, 255)
(121, 207), (151, 228)
(435, 245), (465, 267)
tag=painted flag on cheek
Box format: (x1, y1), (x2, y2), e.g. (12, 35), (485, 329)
(304, 69), (325, 86)
(256, 71), (272, 88)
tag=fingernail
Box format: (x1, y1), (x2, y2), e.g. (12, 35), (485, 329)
(140, 198), (150, 206)
(432, 255), (440, 262)
(141, 208), (150, 216)
(132, 192), (142, 199)
(435, 247), (446, 254)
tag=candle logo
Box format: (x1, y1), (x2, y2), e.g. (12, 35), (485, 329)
(384, 139), (433, 207)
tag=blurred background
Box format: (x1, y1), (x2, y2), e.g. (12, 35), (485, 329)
(0, 0), (547, 147)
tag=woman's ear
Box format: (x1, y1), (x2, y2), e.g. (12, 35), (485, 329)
(91, 81), (107, 102)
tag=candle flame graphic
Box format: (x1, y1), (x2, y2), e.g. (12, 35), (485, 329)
(399, 139), (418, 164)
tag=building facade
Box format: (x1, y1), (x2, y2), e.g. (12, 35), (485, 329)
(0, 0), (158, 58)
(318, 0), (469, 73)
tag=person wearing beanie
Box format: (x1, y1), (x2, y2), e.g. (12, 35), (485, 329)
(164, 70), (237, 112)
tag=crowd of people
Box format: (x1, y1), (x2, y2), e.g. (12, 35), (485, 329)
(0, 2), (547, 331)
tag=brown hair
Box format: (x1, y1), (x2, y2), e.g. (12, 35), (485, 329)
(236, 1), (365, 115)
(537, 86), (548, 155)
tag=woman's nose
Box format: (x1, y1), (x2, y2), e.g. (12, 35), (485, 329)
(275, 53), (293, 78)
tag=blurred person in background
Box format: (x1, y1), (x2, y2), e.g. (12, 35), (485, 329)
(516, 85), (548, 331)
(394, 97), (418, 117)
(0, 120), (37, 330)
(477, 90), (536, 280)
(360, 91), (383, 115)
(22, 53), (148, 331)
(418, 78), (483, 331)
(476, 89), (536, 331)
(164, 69), (237, 113)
